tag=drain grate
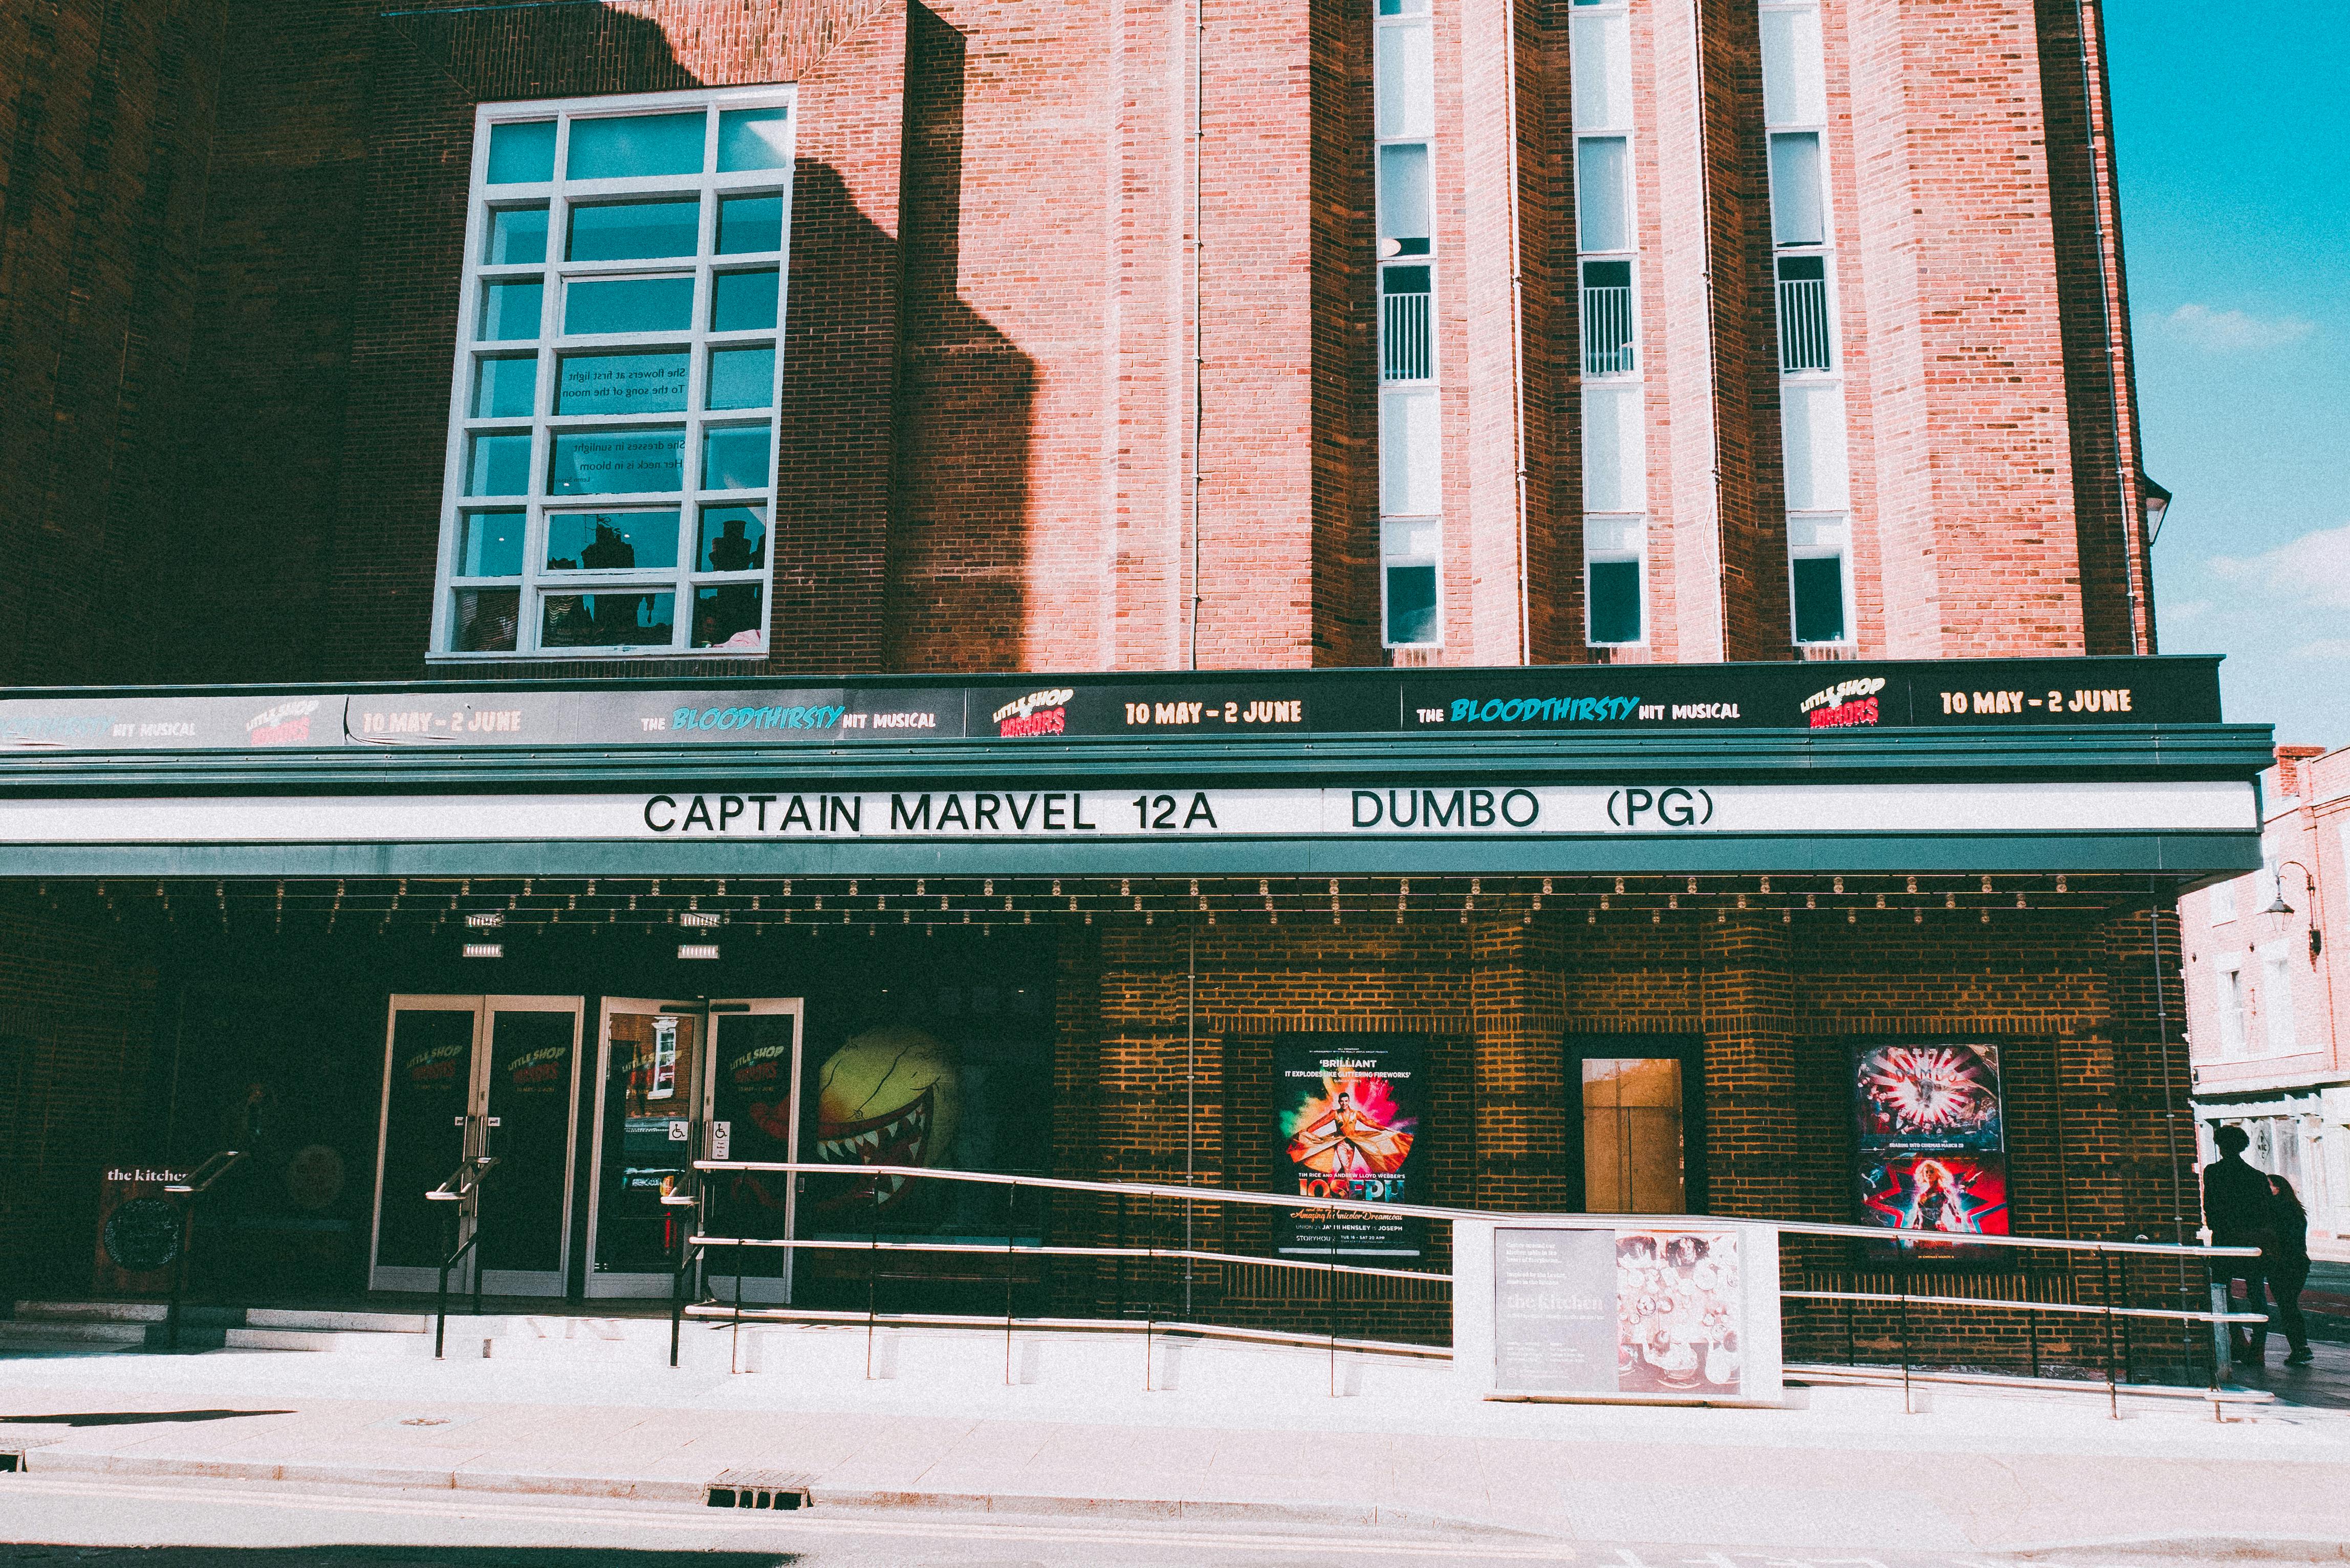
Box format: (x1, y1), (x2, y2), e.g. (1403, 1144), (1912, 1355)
(705, 1467), (811, 1511)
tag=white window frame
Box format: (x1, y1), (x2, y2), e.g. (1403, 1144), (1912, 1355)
(432, 86), (796, 661)
(2208, 878), (2237, 924)
(1786, 510), (1853, 648)
(1380, 518), (1444, 651)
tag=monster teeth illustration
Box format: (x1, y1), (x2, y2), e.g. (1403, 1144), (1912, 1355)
(813, 1023), (962, 1210)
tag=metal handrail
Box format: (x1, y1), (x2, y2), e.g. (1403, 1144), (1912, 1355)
(692, 1160), (2259, 1261)
(681, 1160), (2264, 1406)
(429, 1154), (497, 1359)
(162, 1149), (248, 1351)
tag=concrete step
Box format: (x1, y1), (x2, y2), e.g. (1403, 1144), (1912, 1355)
(220, 1327), (425, 1355)
(244, 1308), (430, 1335)
(0, 1319), (151, 1344)
(12, 1300), (168, 1323)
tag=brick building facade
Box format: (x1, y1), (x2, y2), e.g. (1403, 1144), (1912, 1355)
(6, 0), (2157, 681)
(0, 0), (2258, 1383)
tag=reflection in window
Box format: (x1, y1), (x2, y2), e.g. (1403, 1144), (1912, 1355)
(465, 432), (532, 496)
(543, 510), (680, 572)
(717, 106), (791, 171)
(548, 428), (685, 495)
(706, 346), (776, 409)
(540, 590), (676, 647)
(693, 583), (765, 649)
(566, 112), (705, 180)
(711, 268), (779, 332)
(486, 207), (549, 265)
(555, 351), (689, 415)
(697, 505), (768, 571)
(473, 357), (538, 418)
(453, 587), (520, 651)
(567, 198), (701, 261)
(702, 425), (772, 491)
(456, 511), (526, 577)
(1384, 563), (1438, 646)
(486, 120), (555, 184)
(1582, 1057), (1684, 1213)
(478, 279), (543, 340)
(563, 275), (694, 336)
(717, 194), (785, 254)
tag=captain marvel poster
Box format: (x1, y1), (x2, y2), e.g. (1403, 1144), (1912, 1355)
(1851, 1041), (2010, 1239)
(1274, 1035), (1430, 1257)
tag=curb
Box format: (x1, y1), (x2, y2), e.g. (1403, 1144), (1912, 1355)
(7, 1447), (1542, 1538)
(2007, 1536), (2350, 1564)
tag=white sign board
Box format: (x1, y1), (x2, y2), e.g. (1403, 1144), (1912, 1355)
(0, 780), (2253, 844)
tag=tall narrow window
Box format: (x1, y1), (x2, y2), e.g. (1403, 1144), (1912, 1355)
(1573, 0), (1646, 653)
(1376, 0), (1440, 648)
(1761, 0), (1851, 648)
(2217, 966), (2248, 1056)
(2260, 949), (2298, 1053)
(1582, 1058), (1685, 1214)
(434, 90), (794, 659)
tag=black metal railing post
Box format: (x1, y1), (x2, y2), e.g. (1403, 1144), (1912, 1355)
(1005, 1180), (1018, 1385)
(1895, 1235), (1912, 1414)
(2115, 1250), (2134, 1420)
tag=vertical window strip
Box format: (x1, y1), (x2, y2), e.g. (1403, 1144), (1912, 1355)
(1376, 0), (1441, 648)
(1759, 0), (1851, 646)
(1573, 0), (1645, 647)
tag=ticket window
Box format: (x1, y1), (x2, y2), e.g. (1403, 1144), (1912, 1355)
(1568, 1035), (1706, 1215)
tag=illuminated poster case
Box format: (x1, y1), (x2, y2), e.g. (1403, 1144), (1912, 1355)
(1849, 1038), (2011, 1243)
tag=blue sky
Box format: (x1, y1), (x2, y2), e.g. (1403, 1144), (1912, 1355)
(2108, 2), (2350, 751)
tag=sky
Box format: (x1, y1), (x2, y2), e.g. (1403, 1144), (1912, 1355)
(2106, 2), (2350, 752)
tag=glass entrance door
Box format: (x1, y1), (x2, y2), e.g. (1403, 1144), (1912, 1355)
(371, 995), (583, 1294)
(588, 998), (707, 1296)
(703, 1000), (804, 1303)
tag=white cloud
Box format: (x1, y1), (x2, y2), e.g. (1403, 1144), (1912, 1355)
(2168, 303), (2318, 353)
(2163, 598), (2212, 622)
(2292, 638), (2350, 661)
(2207, 525), (2350, 611)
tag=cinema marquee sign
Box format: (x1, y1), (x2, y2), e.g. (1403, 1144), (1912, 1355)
(0, 780), (2255, 844)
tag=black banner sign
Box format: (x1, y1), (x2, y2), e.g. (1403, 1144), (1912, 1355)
(0, 656), (2224, 752)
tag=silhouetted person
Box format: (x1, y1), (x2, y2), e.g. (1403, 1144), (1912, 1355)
(2266, 1173), (2315, 1366)
(707, 514), (758, 572)
(2202, 1124), (2277, 1361)
(579, 520), (643, 639)
(579, 519), (636, 570)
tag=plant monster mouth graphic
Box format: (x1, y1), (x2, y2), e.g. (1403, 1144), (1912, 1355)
(814, 1084), (932, 1207)
(813, 1025), (960, 1211)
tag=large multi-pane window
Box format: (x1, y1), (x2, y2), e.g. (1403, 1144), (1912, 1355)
(1574, 0), (1645, 647)
(1377, 0), (1441, 649)
(434, 90), (794, 659)
(1759, 0), (1851, 648)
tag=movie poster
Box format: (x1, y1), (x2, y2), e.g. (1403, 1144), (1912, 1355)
(1852, 1041), (2009, 1238)
(1273, 1035), (1429, 1257)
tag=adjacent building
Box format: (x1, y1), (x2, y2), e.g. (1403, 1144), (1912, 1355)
(2183, 746), (2350, 1259)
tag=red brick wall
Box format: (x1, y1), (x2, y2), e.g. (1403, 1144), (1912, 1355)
(1, 0), (2158, 684)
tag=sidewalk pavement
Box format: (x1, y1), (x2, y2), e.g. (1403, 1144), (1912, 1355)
(5, 1321), (2350, 1557)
